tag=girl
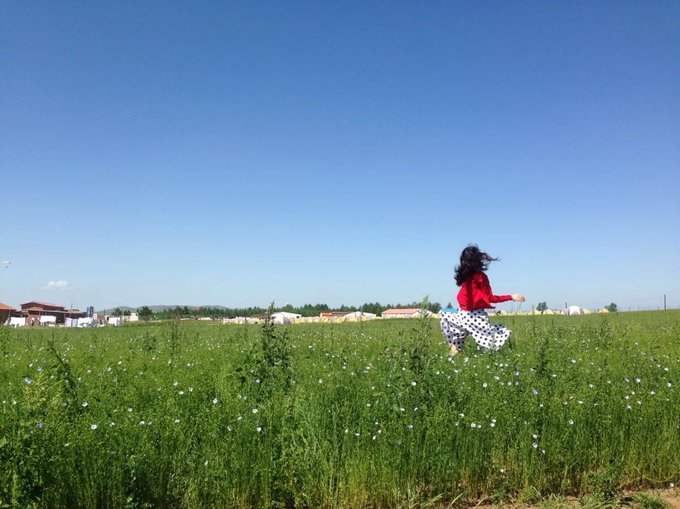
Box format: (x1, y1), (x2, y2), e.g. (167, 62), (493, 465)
(441, 245), (525, 355)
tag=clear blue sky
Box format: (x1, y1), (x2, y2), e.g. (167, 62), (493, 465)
(1, 1), (679, 312)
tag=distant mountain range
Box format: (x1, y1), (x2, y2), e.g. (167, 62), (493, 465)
(97, 305), (230, 314)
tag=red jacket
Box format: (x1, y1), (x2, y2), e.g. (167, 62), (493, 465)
(457, 272), (512, 310)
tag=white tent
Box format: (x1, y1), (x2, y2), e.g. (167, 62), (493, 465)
(78, 317), (95, 327)
(342, 311), (377, 322)
(107, 316), (122, 326)
(565, 306), (585, 316)
(40, 315), (57, 325)
(271, 312), (301, 324)
(9, 316), (26, 327)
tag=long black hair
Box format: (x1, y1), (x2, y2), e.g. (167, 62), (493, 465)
(454, 244), (499, 286)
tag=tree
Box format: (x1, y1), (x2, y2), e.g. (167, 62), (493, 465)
(427, 301), (441, 313)
(537, 302), (548, 312)
(138, 306), (153, 321)
(111, 307), (123, 317)
(605, 302), (618, 312)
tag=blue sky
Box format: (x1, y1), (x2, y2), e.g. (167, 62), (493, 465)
(1, 1), (679, 312)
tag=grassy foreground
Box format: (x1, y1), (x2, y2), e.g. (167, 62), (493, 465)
(1, 311), (679, 508)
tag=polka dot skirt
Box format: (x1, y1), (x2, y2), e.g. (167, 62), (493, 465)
(440, 309), (511, 351)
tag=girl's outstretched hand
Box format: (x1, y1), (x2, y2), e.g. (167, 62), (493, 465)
(512, 294), (525, 302)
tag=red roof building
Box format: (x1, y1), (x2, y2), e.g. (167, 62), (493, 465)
(0, 302), (15, 324)
(20, 301), (65, 312)
(319, 312), (350, 318)
(381, 308), (428, 319)
(19, 301), (84, 324)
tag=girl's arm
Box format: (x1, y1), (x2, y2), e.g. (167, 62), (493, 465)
(479, 274), (525, 303)
(478, 273), (512, 304)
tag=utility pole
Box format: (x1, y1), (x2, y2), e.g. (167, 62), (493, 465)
(664, 294), (667, 311)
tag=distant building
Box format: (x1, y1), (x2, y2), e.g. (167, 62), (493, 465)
(20, 301), (84, 325)
(381, 308), (433, 319)
(223, 316), (262, 324)
(123, 312), (139, 323)
(440, 307), (458, 314)
(320, 311), (350, 319)
(341, 311), (377, 321)
(0, 302), (15, 324)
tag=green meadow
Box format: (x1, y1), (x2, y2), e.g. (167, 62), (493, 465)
(1, 311), (678, 508)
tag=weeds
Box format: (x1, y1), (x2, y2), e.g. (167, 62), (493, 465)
(1, 311), (679, 508)
(631, 491), (669, 509)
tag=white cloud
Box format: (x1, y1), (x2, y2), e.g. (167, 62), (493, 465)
(43, 280), (70, 290)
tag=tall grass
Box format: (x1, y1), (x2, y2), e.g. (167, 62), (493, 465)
(1, 311), (678, 508)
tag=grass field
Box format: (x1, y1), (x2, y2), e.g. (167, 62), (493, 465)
(1, 311), (678, 508)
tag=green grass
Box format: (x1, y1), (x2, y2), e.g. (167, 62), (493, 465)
(1, 311), (678, 508)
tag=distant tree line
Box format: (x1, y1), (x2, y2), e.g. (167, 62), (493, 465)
(534, 301), (619, 313)
(145, 300), (442, 321)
